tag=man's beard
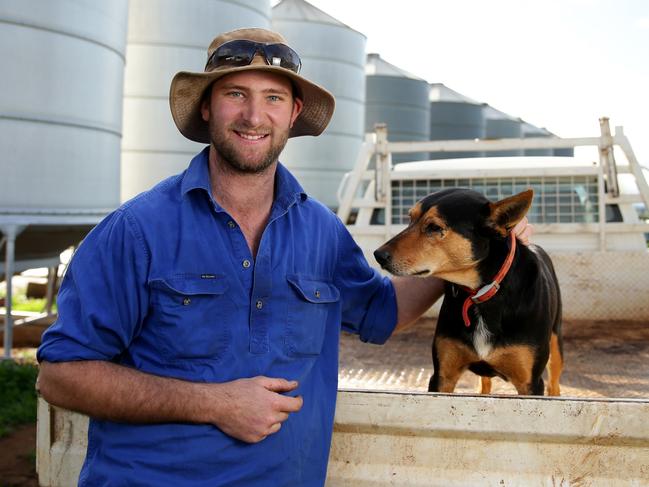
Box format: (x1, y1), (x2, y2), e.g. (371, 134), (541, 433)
(209, 120), (290, 175)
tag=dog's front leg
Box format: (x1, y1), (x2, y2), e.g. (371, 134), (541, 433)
(429, 336), (475, 393)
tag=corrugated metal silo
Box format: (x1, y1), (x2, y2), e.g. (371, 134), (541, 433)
(366, 53), (430, 164)
(272, 0), (366, 208)
(484, 106), (523, 157)
(522, 122), (553, 156)
(121, 0), (271, 201)
(429, 83), (485, 159)
(553, 144), (575, 157)
(1, 1), (129, 354)
(1, 0), (128, 272)
(0, 0), (128, 211)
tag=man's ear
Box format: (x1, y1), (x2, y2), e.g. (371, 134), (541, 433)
(200, 85), (213, 122)
(290, 97), (304, 128)
(486, 189), (533, 236)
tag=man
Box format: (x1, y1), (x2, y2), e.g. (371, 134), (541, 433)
(37, 28), (531, 486)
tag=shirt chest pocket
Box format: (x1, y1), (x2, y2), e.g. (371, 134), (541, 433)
(285, 275), (340, 357)
(148, 276), (234, 363)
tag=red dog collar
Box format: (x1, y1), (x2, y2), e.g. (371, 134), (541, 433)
(461, 232), (517, 327)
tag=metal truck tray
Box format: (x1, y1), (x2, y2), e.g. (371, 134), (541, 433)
(37, 392), (649, 486)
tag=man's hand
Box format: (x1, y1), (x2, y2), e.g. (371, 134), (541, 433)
(205, 376), (303, 443)
(513, 216), (534, 246)
(38, 362), (302, 444)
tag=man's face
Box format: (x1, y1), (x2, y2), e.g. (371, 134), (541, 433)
(201, 70), (304, 174)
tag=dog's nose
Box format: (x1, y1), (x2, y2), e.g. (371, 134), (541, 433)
(373, 248), (392, 268)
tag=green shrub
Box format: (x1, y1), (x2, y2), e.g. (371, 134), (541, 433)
(11, 295), (57, 313)
(0, 290), (57, 313)
(0, 360), (39, 437)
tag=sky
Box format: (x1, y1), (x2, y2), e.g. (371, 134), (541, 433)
(304, 0), (649, 166)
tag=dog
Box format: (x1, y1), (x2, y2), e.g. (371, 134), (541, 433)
(374, 188), (563, 396)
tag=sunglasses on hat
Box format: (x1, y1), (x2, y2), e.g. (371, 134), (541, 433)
(205, 39), (302, 74)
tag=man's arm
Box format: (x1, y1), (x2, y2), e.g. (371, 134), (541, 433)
(392, 275), (445, 331)
(37, 361), (302, 443)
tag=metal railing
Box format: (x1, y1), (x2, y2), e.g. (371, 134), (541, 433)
(337, 118), (649, 250)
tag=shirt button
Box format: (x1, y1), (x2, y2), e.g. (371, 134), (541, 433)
(242, 259), (251, 269)
(315, 290), (321, 298)
(183, 297), (191, 306)
(227, 221), (236, 229)
(256, 300), (263, 310)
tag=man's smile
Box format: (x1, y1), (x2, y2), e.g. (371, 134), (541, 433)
(234, 130), (270, 141)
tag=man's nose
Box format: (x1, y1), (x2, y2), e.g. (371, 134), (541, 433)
(241, 97), (264, 127)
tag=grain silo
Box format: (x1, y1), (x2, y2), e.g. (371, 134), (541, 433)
(366, 53), (430, 164)
(1, 1), (127, 212)
(554, 147), (575, 157)
(552, 129), (574, 157)
(1, 0), (129, 356)
(484, 105), (523, 157)
(0, 0), (128, 261)
(429, 83), (485, 159)
(272, 0), (366, 208)
(522, 122), (553, 156)
(121, 0), (271, 201)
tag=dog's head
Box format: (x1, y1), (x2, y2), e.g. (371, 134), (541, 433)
(373, 188), (533, 288)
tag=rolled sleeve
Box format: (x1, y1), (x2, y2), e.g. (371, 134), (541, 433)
(334, 219), (398, 344)
(37, 209), (150, 363)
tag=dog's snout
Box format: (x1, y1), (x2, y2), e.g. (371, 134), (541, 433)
(374, 248), (392, 268)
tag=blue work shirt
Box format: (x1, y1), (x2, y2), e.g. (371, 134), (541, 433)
(38, 147), (398, 486)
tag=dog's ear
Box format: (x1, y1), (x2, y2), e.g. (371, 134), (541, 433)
(486, 189), (533, 236)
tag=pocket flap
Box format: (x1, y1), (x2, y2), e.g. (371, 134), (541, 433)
(287, 275), (340, 303)
(149, 275), (229, 296)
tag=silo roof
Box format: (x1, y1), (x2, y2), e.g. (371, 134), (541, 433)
(521, 121), (552, 135)
(429, 83), (482, 104)
(483, 104), (520, 121)
(365, 53), (426, 80)
(273, 0), (364, 36)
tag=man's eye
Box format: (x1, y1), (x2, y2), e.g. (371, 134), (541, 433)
(227, 91), (243, 98)
(268, 95), (281, 102)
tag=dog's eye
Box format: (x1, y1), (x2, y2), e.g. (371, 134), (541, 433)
(424, 223), (443, 235)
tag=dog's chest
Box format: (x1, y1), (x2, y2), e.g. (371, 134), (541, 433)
(472, 312), (493, 359)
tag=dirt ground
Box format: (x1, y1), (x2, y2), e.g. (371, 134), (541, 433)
(0, 423), (38, 487)
(2, 317), (649, 486)
(339, 318), (649, 398)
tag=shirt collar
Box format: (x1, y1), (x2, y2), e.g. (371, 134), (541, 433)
(180, 146), (212, 196)
(180, 146), (308, 210)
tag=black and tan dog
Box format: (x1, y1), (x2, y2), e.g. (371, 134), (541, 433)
(374, 188), (563, 396)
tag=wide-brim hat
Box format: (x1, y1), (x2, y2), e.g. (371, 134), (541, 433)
(170, 28), (335, 143)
